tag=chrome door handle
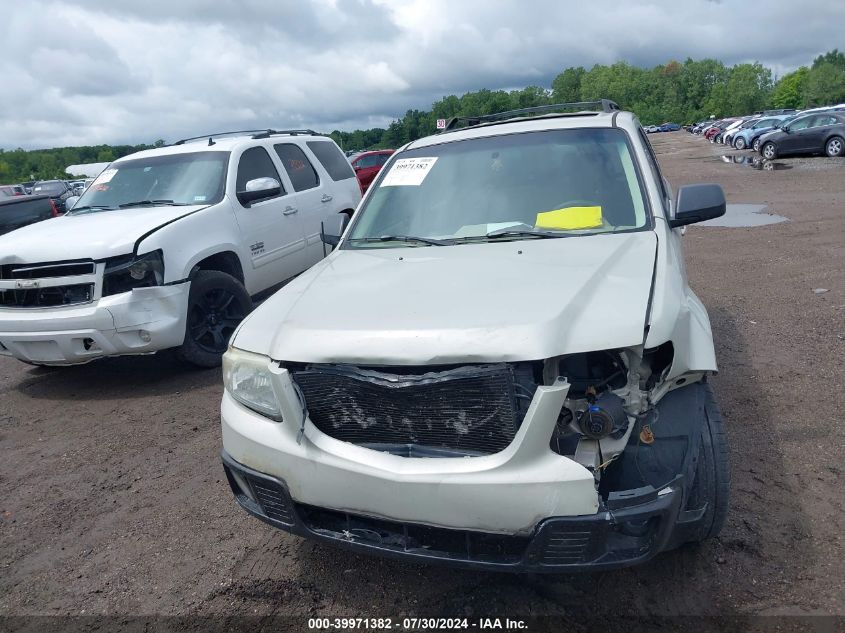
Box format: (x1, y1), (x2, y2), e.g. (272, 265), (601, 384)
(283, 206), (298, 215)
(321, 194), (333, 203)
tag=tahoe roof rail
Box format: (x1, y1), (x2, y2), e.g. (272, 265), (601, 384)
(172, 129), (320, 146)
(441, 100), (620, 132)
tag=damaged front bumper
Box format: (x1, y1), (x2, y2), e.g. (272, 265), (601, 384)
(220, 369), (708, 571)
(222, 450), (685, 572)
(0, 283), (189, 365)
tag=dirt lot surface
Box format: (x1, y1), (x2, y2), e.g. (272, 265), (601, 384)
(1, 133), (843, 630)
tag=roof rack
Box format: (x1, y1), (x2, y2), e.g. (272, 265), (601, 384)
(172, 129), (319, 146)
(250, 129), (319, 139)
(442, 100), (620, 132)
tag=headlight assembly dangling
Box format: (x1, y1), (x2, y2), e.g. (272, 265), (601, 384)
(102, 250), (165, 296)
(222, 347), (284, 421)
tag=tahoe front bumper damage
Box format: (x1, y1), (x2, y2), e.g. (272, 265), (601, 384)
(0, 283), (189, 365)
(222, 451), (685, 572)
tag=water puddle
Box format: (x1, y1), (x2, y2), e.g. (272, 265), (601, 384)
(720, 155), (792, 170)
(699, 203), (789, 227)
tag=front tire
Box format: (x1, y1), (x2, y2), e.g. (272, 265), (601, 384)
(825, 136), (844, 157)
(752, 137), (762, 152)
(734, 136), (746, 150)
(177, 270), (252, 368)
(762, 142), (777, 160)
(683, 381), (731, 542)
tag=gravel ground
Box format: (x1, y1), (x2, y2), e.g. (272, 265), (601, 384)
(1, 132), (843, 629)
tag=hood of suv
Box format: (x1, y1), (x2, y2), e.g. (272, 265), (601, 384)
(0, 204), (207, 263)
(234, 231), (658, 365)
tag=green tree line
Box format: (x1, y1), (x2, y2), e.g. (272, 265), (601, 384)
(330, 50), (844, 151)
(2, 51), (843, 184)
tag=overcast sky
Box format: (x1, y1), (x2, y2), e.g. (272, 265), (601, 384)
(2, 0), (843, 149)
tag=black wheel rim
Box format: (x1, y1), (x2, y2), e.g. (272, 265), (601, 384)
(187, 288), (247, 354)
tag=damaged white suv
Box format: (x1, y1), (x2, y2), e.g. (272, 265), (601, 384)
(0, 130), (360, 367)
(220, 101), (731, 571)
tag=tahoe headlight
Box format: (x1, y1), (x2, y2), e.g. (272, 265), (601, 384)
(102, 250), (164, 296)
(223, 347), (283, 420)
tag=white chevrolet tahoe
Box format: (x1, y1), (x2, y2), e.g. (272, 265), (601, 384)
(0, 130), (361, 367)
(220, 102), (731, 571)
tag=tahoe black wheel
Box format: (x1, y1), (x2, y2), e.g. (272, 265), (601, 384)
(177, 270), (252, 368)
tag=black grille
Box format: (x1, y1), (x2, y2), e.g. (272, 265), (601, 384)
(248, 478), (295, 525)
(0, 284), (94, 307)
(0, 260), (95, 279)
(537, 526), (592, 565)
(292, 363), (528, 455)
(297, 504), (530, 563)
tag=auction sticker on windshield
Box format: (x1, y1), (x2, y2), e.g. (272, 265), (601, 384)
(93, 168), (118, 185)
(381, 157), (438, 186)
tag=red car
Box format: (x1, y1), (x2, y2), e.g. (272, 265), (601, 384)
(350, 150), (394, 193)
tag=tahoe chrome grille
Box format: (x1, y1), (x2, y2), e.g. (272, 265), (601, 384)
(291, 363), (536, 456)
(0, 260), (95, 279)
(0, 260), (98, 308)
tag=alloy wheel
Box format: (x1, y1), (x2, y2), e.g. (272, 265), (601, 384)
(762, 143), (776, 160)
(187, 287), (247, 354)
(827, 138), (843, 157)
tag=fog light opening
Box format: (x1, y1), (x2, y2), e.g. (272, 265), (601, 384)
(139, 330), (152, 343)
(231, 471), (256, 503)
(82, 337), (98, 351)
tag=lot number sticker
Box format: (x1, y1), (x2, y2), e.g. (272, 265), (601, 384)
(381, 157), (438, 186)
(93, 168), (118, 184)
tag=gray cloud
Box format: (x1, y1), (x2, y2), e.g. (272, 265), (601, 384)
(1, 0), (843, 149)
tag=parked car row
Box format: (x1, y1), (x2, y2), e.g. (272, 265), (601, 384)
(1, 178), (87, 212)
(688, 104), (845, 159)
(644, 122), (681, 134)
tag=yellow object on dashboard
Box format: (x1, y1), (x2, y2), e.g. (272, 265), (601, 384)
(535, 206), (603, 230)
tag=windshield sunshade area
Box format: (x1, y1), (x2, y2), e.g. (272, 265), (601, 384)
(70, 151), (229, 213)
(345, 128), (649, 247)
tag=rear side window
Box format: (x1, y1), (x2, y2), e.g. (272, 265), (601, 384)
(376, 153), (392, 165)
(236, 147), (283, 197)
(274, 144), (319, 191)
(306, 141), (355, 181)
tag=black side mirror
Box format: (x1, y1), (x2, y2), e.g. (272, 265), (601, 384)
(237, 177), (281, 207)
(320, 213), (351, 250)
(669, 184), (726, 228)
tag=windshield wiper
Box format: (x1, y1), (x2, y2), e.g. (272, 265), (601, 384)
(67, 205), (117, 215)
(485, 228), (573, 240)
(118, 199), (189, 208)
(450, 227), (574, 243)
(348, 235), (452, 246)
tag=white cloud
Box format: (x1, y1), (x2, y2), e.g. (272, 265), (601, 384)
(1, 0), (843, 149)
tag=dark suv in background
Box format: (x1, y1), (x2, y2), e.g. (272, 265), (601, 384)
(759, 112), (845, 159)
(30, 180), (73, 213)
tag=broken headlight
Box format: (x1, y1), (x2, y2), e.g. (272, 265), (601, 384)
(223, 347), (283, 421)
(102, 250), (164, 296)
